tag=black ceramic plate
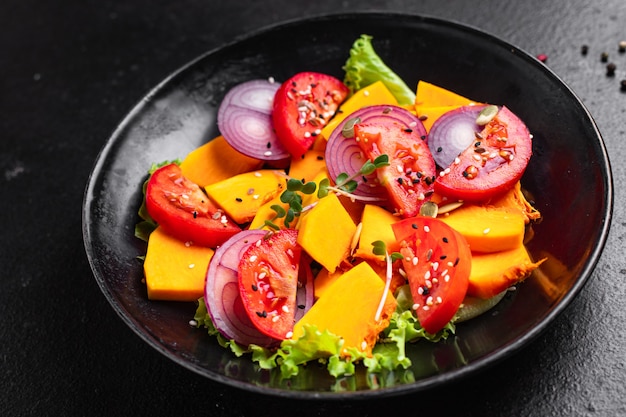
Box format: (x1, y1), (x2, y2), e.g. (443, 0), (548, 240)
(82, 12), (612, 398)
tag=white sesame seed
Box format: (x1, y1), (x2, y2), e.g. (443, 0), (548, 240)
(426, 296), (433, 306)
(361, 340), (367, 351)
(436, 296), (443, 304)
(424, 225), (430, 232)
(418, 287), (424, 295)
(189, 319), (198, 326)
(423, 305), (430, 311)
(363, 90), (370, 96)
(268, 76), (275, 83)
(412, 256), (419, 266)
(285, 331), (293, 338)
(425, 270), (431, 280)
(254, 172), (262, 177)
(483, 227), (491, 234)
(432, 261), (439, 271)
(272, 315), (280, 322)
(188, 263), (195, 269)
(282, 305), (290, 313)
(249, 255), (258, 262)
(184, 241), (192, 247)
(264, 151), (273, 156)
(412, 303), (420, 310)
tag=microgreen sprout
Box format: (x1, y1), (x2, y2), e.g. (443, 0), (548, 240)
(263, 178), (318, 229)
(265, 154), (391, 231)
(318, 154), (390, 199)
(372, 240), (403, 321)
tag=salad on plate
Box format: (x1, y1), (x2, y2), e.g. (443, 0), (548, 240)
(134, 34), (543, 379)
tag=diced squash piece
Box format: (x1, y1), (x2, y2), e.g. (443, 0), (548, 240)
(292, 261), (397, 355)
(297, 193), (356, 273)
(204, 169), (286, 224)
(321, 80), (398, 140)
(415, 80), (479, 108)
(288, 149), (328, 183)
(313, 267), (342, 300)
(490, 181), (542, 224)
(414, 81), (481, 132)
(144, 227), (215, 301)
(469, 244), (545, 299)
(354, 204), (400, 262)
(248, 195), (290, 230)
(180, 136), (263, 187)
(439, 205), (526, 253)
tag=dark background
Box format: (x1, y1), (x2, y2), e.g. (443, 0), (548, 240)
(2, 1), (625, 416)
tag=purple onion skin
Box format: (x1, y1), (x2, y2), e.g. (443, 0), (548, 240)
(428, 104), (488, 169)
(217, 79), (290, 161)
(325, 105), (427, 201)
(204, 230), (278, 347)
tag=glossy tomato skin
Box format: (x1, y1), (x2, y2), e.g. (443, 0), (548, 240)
(238, 229), (302, 340)
(434, 106), (532, 202)
(392, 216), (470, 334)
(145, 164), (241, 247)
(272, 72), (349, 158)
(354, 121), (437, 218)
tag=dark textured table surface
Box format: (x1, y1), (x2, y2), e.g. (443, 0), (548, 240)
(2, 1), (625, 416)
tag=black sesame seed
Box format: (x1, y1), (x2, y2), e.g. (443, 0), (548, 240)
(437, 146), (443, 153)
(235, 197), (243, 202)
(251, 284), (258, 291)
(412, 223), (418, 229)
(256, 311), (267, 318)
(193, 211), (197, 219)
(442, 237), (449, 243)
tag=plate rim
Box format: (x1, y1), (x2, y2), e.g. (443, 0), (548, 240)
(82, 10), (613, 399)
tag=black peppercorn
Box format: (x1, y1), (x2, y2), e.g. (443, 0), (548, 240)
(621, 79), (626, 92)
(601, 52), (609, 62)
(581, 44), (589, 55)
(606, 63), (617, 76)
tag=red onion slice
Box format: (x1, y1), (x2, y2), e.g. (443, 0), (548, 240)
(325, 105), (427, 200)
(204, 229), (278, 347)
(217, 79), (290, 161)
(428, 104), (489, 169)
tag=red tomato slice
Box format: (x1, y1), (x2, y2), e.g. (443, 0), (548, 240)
(272, 72), (349, 158)
(392, 216), (470, 334)
(145, 164), (241, 247)
(434, 106), (532, 202)
(354, 122), (437, 218)
(238, 229), (302, 340)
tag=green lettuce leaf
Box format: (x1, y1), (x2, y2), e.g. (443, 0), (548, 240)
(193, 296), (455, 380)
(343, 34), (416, 105)
(134, 159), (182, 242)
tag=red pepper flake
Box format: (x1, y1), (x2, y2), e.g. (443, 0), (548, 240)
(536, 53), (548, 63)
